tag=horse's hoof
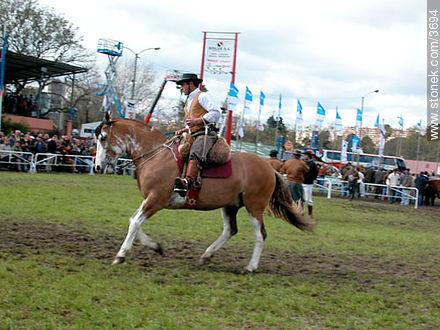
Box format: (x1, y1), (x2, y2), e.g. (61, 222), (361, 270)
(112, 256), (125, 265)
(154, 243), (163, 256)
(198, 257), (211, 266)
(244, 265), (256, 273)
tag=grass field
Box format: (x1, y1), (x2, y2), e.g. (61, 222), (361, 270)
(1, 171), (439, 329)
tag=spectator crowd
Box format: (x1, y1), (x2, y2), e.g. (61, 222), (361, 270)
(267, 149), (438, 209)
(0, 130), (96, 173)
(3, 94), (38, 117)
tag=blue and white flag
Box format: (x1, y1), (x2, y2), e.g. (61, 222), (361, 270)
(227, 82), (239, 111)
(296, 99), (303, 125)
(374, 114), (379, 128)
(316, 102), (326, 128)
(379, 119), (386, 157)
(259, 90), (265, 106)
(355, 108), (363, 132)
(398, 115), (404, 128)
(243, 86), (252, 115)
(277, 94), (282, 120)
(335, 108), (343, 133)
(417, 120), (422, 129)
(256, 91), (265, 131)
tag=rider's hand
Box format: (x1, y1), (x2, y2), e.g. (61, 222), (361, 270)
(175, 128), (189, 136)
(185, 118), (204, 128)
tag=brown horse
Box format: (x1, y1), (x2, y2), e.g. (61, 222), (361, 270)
(94, 113), (314, 272)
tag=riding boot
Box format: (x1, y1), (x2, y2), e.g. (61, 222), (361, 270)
(308, 205), (313, 218)
(174, 159), (200, 197)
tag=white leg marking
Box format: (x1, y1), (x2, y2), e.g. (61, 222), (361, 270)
(200, 208), (233, 262)
(137, 228), (160, 251)
(116, 200), (147, 258)
(246, 214), (264, 272)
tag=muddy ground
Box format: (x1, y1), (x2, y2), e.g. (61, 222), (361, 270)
(0, 219), (439, 290)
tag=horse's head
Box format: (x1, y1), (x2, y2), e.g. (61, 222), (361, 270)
(94, 112), (126, 173)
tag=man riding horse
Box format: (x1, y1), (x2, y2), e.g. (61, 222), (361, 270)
(173, 73), (221, 196)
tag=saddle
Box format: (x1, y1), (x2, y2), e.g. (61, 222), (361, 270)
(178, 132), (231, 166)
(176, 133), (232, 209)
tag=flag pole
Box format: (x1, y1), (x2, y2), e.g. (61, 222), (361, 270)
(0, 26), (7, 132)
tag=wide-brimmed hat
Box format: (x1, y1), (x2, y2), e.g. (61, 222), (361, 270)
(176, 73), (203, 86)
(293, 149), (302, 155)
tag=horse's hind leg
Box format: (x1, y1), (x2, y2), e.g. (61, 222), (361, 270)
(137, 228), (162, 255)
(199, 205), (239, 265)
(112, 199), (161, 264)
(246, 211), (266, 272)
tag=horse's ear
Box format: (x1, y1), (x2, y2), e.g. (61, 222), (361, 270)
(105, 111), (112, 124)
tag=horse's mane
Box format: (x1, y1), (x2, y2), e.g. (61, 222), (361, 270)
(95, 118), (154, 138)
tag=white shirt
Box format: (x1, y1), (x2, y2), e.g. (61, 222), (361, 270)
(185, 88), (220, 125)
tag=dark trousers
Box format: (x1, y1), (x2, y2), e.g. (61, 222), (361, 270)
(349, 182), (358, 200)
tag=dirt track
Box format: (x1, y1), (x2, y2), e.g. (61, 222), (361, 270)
(1, 219), (438, 288)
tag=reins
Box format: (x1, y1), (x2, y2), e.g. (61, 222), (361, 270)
(118, 135), (180, 170)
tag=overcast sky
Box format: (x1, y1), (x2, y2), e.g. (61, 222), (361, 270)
(38, 0), (426, 130)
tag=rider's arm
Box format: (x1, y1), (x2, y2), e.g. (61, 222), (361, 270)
(198, 93), (220, 124)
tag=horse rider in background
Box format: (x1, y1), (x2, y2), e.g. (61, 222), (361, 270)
(174, 73), (221, 196)
(267, 149), (283, 173)
(281, 149), (309, 214)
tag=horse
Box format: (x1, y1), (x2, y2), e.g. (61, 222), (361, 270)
(94, 113), (315, 272)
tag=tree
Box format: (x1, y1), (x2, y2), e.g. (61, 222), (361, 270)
(0, 0), (101, 126)
(0, 0), (90, 64)
(266, 115), (286, 134)
(317, 129), (331, 149)
(360, 136), (376, 154)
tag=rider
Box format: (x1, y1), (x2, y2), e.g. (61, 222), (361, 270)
(174, 73), (221, 196)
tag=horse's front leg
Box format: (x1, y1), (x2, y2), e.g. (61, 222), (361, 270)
(112, 198), (161, 264)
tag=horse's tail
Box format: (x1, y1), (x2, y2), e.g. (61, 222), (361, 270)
(269, 172), (315, 232)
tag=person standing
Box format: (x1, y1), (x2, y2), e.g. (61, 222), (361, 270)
(267, 149), (283, 173)
(302, 150), (318, 218)
(343, 164), (359, 201)
(386, 168), (401, 204)
(415, 171), (430, 206)
(340, 163), (351, 196)
(400, 168), (414, 205)
(173, 73), (221, 197)
(280, 149), (309, 213)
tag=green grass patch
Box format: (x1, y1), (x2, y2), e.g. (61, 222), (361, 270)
(1, 171), (439, 328)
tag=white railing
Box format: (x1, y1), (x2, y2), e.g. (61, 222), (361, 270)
(0, 149), (34, 171)
(313, 177), (419, 208)
(0, 151), (135, 176)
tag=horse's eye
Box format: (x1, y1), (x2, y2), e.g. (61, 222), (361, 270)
(100, 136), (106, 142)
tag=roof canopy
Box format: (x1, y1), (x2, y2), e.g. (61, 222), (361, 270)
(4, 51), (88, 84)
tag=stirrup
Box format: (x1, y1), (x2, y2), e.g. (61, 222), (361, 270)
(174, 178), (189, 197)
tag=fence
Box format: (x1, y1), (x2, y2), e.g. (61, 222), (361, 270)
(0, 150), (135, 176)
(314, 177), (419, 208)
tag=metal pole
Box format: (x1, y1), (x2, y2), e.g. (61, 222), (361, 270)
(199, 32), (207, 90)
(255, 102), (261, 153)
(357, 96), (364, 166)
(226, 33), (239, 145)
(131, 53), (138, 99)
(0, 26), (6, 132)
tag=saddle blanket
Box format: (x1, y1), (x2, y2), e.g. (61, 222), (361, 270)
(177, 159), (232, 178)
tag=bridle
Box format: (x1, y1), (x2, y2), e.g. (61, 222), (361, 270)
(117, 135), (180, 170)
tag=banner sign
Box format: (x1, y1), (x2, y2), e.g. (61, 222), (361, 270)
(125, 100), (136, 119)
(205, 39), (234, 74)
(341, 140), (348, 162)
